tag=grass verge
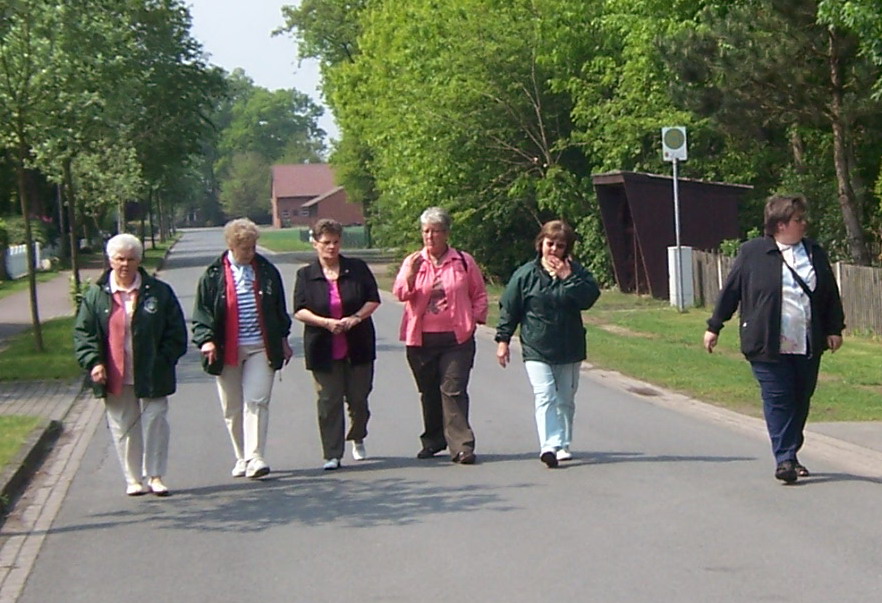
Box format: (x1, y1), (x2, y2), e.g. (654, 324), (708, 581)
(0, 415), (41, 471)
(374, 264), (882, 422)
(0, 317), (80, 381)
(259, 228), (319, 253)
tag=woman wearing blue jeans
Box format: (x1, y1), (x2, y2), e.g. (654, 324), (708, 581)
(704, 195), (845, 483)
(495, 220), (601, 468)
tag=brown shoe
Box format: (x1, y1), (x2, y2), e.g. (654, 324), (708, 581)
(452, 451), (476, 465)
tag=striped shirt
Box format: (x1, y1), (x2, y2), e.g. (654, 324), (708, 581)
(228, 252), (262, 345)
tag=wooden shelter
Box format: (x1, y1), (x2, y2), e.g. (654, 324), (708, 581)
(592, 170), (751, 299)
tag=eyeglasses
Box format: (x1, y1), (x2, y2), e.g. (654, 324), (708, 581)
(543, 240), (567, 250)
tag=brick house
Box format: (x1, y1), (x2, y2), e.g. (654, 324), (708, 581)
(270, 163), (364, 228)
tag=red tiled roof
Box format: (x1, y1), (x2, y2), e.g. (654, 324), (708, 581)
(272, 164), (336, 198)
(302, 186), (346, 208)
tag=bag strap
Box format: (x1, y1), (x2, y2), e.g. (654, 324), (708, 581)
(779, 250), (814, 299)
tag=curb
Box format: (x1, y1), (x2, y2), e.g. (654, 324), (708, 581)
(0, 419), (62, 517)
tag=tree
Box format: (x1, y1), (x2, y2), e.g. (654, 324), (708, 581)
(218, 152), (272, 222)
(660, 0), (880, 264)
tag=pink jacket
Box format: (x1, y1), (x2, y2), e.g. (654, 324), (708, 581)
(393, 247), (488, 346)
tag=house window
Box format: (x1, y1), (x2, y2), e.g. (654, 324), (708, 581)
(281, 210), (290, 219)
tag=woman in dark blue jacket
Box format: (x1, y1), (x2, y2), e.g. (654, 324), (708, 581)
(293, 219), (380, 470)
(704, 195), (845, 483)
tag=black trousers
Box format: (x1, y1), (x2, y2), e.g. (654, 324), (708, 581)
(406, 333), (476, 457)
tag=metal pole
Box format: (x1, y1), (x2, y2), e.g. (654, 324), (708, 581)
(672, 158), (685, 312)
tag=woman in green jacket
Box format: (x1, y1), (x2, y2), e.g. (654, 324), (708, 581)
(74, 233), (187, 496)
(191, 218), (293, 480)
(495, 221), (600, 468)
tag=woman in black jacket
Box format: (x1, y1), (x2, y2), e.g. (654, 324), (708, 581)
(293, 219), (381, 470)
(704, 195), (845, 483)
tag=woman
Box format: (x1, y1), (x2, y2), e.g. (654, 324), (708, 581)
(192, 218), (293, 480)
(495, 221), (601, 468)
(74, 233), (187, 496)
(293, 219), (381, 470)
(393, 207), (488, 464)
(704, 194), (845, 483)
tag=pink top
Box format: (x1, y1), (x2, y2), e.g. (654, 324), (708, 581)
(393, 247), (488, 346)
(328, 279), (348, 360)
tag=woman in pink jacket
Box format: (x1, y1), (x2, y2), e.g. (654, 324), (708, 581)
(394, 207), (488, 464)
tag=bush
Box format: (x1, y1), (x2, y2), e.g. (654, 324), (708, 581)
(3, 216), (57, 246)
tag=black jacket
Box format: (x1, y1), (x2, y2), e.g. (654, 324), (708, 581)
(293, 255), (380, 372)
(74, 268), (187, 398)
(191, 253), (292, 375)
(707, 236), (845, 362)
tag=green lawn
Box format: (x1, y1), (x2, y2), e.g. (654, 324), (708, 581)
(385, 272), (882, 422)
(258, 226), (369, 252)
(0, 317), (80, 381)
(0, 415), (41, 471)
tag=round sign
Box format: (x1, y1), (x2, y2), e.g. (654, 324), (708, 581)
(663, 128), (685, 149)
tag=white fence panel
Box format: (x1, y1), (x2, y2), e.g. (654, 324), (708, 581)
(4, 242), (42, 279)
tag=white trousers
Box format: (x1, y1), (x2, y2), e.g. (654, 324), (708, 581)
(524, 361), (580, 453)
(105, 386), (169, 485)
(215, 344), (274, 463)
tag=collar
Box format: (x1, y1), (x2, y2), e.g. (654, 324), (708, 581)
(110, 271), (142, 294)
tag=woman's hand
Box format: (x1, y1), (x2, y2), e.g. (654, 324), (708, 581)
(406, 253), (424, 288)
(90, 363), (107, 384)
(546, 256), (572, 279)
(827, 335), (843, 352)
(340, 315), (361, 331)
(703, 331), (718, 353)
(324, 318), (345, 335)
(496, 341), (510, 368)
(282, 339), (294, 365)
(201, 341), (217, 365)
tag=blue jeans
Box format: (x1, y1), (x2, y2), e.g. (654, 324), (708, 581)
(750, 354), (821, 464)
(524, 361), (581, 453)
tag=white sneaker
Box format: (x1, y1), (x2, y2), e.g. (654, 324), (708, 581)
(147, 477), (170, 497)
(323, 458), (340, 471)
(231, 459), (248, 478)
(556, 448), (573, 462)
(126, 481), (147, 496)
(352, 441), (367, 461)
(246, 457), (270, 479)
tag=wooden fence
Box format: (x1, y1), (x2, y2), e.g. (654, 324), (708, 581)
(692, 250), (882, 336)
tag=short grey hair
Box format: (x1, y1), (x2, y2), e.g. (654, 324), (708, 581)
(106, 233), (143, 261)
(224, 218), (261, 247)
(419, 207), (452, 232)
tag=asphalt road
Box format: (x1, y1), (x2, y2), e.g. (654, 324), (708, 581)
(15, 228), (882, 602)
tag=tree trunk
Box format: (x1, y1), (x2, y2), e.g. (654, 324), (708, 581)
(789, 128), (806, 174)
(148, 189), (155, 249)
(829, 29), (871, 265)
(16, 141), (43, 352)
(64, 158), (81, 296)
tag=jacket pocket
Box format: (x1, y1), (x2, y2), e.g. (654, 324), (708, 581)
(739, 317), (764, 357)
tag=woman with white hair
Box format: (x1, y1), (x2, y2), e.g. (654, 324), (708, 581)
(393, 207), (488, 464)
(192, 218), (293, 479)
(74, 233), (187, 496)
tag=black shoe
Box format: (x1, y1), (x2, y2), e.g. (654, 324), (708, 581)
(416, 445), (445, 459)
(775, 460), (798, 483)
(794, 462), (810, 477)
(452, 451), (476, 465)
(540, 451), (559, 468)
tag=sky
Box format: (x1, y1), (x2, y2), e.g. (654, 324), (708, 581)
(186, 0), (340, 142)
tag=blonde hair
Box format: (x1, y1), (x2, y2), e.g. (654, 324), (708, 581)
(224, 218), (260, 247)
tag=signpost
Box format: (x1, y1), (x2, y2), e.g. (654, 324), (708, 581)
(662, 126), (688, 312)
